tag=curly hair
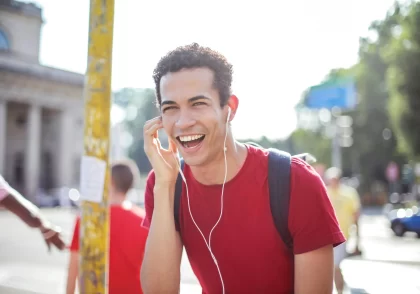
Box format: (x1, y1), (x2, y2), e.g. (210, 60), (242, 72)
(153, 43), (233, 107)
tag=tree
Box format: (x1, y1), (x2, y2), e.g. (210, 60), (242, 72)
(342, 6), (404, 190)
(386, 2), (420, 158)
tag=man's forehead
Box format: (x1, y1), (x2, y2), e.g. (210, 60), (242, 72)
(160, 68), (217, 102)
(161, 68), (214, 86)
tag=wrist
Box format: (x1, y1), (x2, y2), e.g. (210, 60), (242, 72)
(38, 217), (52, 232)
(39, 223), (50, 232)
(154, 182), (175, 193)
(153, 184), (175, 206)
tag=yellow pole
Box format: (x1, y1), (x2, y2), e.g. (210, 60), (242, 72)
(79, 0), (115, 293)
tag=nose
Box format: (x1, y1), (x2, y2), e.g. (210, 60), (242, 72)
(175, 109), (196, 130)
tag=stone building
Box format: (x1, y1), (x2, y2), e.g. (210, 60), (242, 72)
(0, 0), (84, 200)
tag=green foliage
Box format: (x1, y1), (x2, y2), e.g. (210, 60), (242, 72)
(342, 3), (407, 189)
(386, 2), (420, 158)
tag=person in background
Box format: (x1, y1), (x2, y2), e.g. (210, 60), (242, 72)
(315, 165), (362, 257)
(325, 167), (361, 294)
(0, 174), (65, 251)
(66, 160), (149, 294)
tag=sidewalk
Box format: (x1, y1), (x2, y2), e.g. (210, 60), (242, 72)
(341, 258), (420, 293)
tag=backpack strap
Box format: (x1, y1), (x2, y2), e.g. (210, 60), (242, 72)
(267, 148), (293, 251)
(174, 159), (185, 232)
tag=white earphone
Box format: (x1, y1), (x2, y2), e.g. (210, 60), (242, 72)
(174, 106), (231, 294)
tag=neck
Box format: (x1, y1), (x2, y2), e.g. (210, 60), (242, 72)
(190, 135), (247, 185)
(109, 193), (127, 205)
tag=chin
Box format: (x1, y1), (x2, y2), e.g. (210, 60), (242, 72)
(180, 151), (208, 167)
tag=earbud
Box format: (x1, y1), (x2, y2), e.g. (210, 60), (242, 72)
(227, 107), (231, 123)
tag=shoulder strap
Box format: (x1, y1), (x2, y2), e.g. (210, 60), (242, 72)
(174, 159), (185, 232)
(267, 148), (293, 251)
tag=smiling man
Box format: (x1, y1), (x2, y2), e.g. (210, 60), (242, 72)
(140, 43), (345, 294)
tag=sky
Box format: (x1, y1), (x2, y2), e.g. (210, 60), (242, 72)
(31, 0), (398, 140)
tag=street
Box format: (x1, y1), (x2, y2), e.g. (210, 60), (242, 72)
(0, 208), (419, 294)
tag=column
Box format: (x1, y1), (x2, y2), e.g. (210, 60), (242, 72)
(25, 104), (41, 200)
(58, 110), (73, 187)
(0, 101), (6, 175)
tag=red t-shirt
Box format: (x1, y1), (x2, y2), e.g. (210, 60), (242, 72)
(70, 204), (149, 294)
(143, 145), (345, 293)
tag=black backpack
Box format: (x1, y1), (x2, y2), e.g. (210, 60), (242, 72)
(173, 144), (314, 251)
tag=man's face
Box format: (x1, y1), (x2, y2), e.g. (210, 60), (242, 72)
(159, 67), (228, 166)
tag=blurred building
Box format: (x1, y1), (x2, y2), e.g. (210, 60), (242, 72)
(0, 0), (84, 199)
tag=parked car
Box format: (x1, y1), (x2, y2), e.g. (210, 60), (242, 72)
(388, 206), (420, 237)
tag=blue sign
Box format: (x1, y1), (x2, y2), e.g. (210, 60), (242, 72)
(305, 78), (357, 110)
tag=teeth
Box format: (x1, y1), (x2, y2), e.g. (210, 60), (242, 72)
(179, 135), (204, 142)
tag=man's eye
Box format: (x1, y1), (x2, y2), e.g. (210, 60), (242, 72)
(193, 102), (206, 106)
(163, 106), (176, 112)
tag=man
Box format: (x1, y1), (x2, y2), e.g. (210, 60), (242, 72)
(0, 174), (65, 251)
(66, 160), (149, 294)
(141, 43), (345, 294)
(325, 167), (361, 294)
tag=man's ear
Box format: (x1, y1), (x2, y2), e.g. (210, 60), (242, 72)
(226, 95), (239, 121)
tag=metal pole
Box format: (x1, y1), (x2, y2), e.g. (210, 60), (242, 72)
(79, 0), (115, 293)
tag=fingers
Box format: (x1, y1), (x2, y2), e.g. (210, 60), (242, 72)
(154, 137), (162, 150)
(57, 241), (66, 250)
(46, 235), (66, 251)
(144, 116), (162, 136)
(53, 235), (66, 250)
(144, 117), (163, 156)
(169, 138), (178, 154)
(45, 239), (51, 253)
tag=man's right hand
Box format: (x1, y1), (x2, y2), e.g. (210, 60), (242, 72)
(143, 117), (180, 187)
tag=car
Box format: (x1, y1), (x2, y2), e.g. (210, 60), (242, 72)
(388, 206), (420, 237)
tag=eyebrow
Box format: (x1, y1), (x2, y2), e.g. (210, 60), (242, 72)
(161, 95), (211, 107)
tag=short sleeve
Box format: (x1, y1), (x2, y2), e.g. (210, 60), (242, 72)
(70, 217), (80, 252)
(288, 158), (345, 254)
(141, 170), (155, 229)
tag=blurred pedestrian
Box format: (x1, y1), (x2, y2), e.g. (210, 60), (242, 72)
(0, 174), (66, 251)
(66, 160), (149, 294)
(325, 167), (361, 294)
